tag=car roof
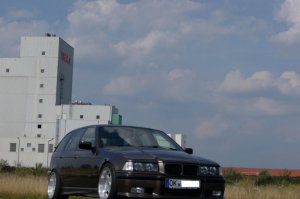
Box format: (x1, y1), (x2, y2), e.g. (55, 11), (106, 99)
(70, 124), (164, 134)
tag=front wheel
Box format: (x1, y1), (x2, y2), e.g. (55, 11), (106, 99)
(98, 163), (117, 199)
(48, 171), (68, 199)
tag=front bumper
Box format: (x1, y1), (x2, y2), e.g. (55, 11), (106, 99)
(116, 172), (225, 198)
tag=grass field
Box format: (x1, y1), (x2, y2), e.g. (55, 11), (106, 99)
(1, 173), (300, 199)
(225, 184), (300, 199)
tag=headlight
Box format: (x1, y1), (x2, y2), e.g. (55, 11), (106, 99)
(199, 166), (219, 176)
(123, 162), (159, 172)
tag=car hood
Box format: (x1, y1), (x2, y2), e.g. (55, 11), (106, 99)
(104, 147), (219, 166)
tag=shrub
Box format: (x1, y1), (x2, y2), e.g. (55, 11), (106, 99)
(0, 159), (15, 173)
(12, 163), (47, 176)
(15, 167), (33, 176)
(255, 170), (273, 186)
(33, 163), (48, 176)
(275, 170), (292, 186)
(223, 168), (244, 184)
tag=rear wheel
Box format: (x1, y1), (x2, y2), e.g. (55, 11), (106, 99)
(98, 163), (117, 199)
(48, 171), (68, 199)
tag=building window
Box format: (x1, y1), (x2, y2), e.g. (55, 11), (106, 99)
(6, 68), (10, 73)
(48, 144), (54, 153)
(32, 148), (36, 152)
(27, 143), (31, 147)
(39, 99), (43, 103)
(21, 148), (24, 152)
(38, 144), (45, 153)
(10, 143), (17, 152)
(38, 114), (42, 118)
(80, 115), (84, 119)
(42, 51), (46, 55)
(40, 84), (44, 88)
(41, 69), (45, 73)
(96, 115), (100, 119)
(37, 124), (42, 129)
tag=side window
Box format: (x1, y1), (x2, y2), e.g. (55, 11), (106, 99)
(154, 134), (173, 148)
(81, 127), (96, 146)
(65, 128), (85, 151)
(55, 133), (72, 152)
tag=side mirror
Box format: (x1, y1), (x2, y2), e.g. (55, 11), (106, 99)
(79, 141), (94, 150)
(184, 148), (193, 154)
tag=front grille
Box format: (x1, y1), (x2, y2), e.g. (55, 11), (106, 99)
(165, 164), (181, 175)
(164, 164), (198, 176)
(183, 164), (198, 176)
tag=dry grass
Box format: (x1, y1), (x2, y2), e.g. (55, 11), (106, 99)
(225, 183), (300, 199)
(1, 173), (300, 199)
(0, 173), (47, 195)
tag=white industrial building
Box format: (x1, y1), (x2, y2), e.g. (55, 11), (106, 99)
(168, 133), (186, 148)
(0, 35), (122, 167)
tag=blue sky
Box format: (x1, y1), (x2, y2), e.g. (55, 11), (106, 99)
(1, 0), (300, 169)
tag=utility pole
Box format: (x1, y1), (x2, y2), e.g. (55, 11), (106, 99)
(17, 137), (20, 167)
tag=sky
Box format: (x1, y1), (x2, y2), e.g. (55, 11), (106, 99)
(1, 0), (300, 169)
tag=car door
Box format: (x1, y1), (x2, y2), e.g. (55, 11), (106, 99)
(59, 128), (85, 188)
(75, 126), (102, 189)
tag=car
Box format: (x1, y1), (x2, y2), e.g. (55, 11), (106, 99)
(48, 125), (225, 199)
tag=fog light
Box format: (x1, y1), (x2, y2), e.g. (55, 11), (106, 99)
(131, 187), (145, 194)
(212, 190), (222, 197)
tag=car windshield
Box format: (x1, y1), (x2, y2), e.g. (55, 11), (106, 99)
(98, 126), (182, 151)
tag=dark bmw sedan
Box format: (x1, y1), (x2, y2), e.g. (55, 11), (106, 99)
(48, 125), (225, 199)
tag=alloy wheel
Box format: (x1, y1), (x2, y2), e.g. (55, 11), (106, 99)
(98, 167), (112, 199)
(48, 172), (57, 199)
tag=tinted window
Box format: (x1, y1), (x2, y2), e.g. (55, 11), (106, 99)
(55, 133), (72, 152)
(65, 128), (85, 151)
(81, 127), (96, 147)
(99, 127), (182, 150)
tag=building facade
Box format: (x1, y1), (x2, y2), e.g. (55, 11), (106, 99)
(0, 35), (121, 167)
(168, 133), (186, 148)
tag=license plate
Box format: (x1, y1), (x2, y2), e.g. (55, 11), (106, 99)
(165, 179), (200, 189)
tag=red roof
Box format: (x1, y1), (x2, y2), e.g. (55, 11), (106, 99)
(223, 167), (300, 177)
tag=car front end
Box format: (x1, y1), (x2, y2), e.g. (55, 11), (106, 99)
(114, 159), (225, 198)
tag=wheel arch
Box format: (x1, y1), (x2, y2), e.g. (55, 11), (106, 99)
(98, 158), (114, 174)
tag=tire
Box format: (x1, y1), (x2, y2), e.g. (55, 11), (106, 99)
(48, 170), (69, 199)
(98, 163), (117, 199)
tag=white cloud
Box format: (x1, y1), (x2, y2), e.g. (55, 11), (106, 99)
(102, 68), (199, 101)
(0, 18), (48, 56)
(68, 0), (134, 31)
(273, 0), (300, 45)
(219, 70), (300, 96)
(113, 31), (173, 66)
(194, 116), (229, 139)
(102, 69), (300, 108)
(253, 97), (289, 115)
(278, 71), (300, 95)
(219, 70), (274, 93)
(215, 70), (300, 116)
(66, 0), (232, 67)
(165, 68), (198, 101)
(102, 75), (151, 96)
(168, 68), (194, 81)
